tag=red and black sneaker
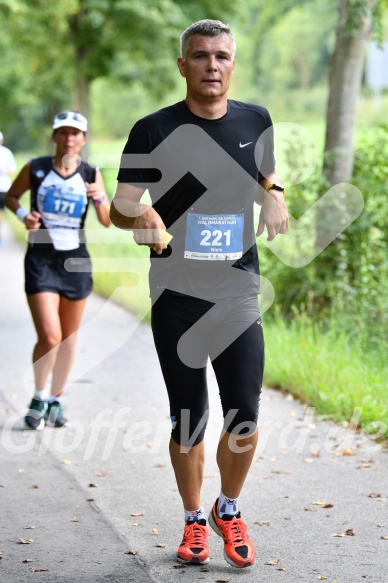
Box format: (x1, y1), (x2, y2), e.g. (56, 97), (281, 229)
(176, 519), (210, 565)
(209, 499), (255, 568)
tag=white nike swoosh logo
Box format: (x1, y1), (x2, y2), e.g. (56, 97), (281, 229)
(239, 141), (253, 148)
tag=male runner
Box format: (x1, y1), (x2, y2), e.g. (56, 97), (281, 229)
(111, 19), (288, 568)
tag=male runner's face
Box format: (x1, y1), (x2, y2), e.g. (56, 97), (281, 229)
(177, 34), (235, 101)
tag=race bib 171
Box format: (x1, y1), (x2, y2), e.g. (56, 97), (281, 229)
(41, 185), (86, 224)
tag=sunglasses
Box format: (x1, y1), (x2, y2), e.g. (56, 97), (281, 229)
(54, 112), (87, 123)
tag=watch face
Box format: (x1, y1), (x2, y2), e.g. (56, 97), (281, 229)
(271, 184), (285, 191)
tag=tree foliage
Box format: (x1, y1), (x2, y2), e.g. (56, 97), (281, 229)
(0, 0), (242, 148)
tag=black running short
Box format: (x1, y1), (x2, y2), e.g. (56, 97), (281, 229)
(151, 290), (264, 447)
(24, 243), (93, 300)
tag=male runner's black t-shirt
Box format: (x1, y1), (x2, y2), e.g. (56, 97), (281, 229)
(117, 100), (275, 300)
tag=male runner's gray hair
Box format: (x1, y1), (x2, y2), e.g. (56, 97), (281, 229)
(180, 19), (236, 59)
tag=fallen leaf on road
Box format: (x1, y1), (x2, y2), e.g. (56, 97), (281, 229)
(18, 539), (33, 544)
(125, 550), (138, 555)
(200, 566), (209, 571)
(23, 526), (35, 529)
(61, 459), (71, 465)
(312, 500), (327, 506)
(88, 483), (100, 488)
(368, 493), (384, 500)
(96, 471), (111, 477)
(70, 517), (80, 522)
(304, 458), (315, 463)
(340, 449), (356, 456)
(152, 528), (159, 535)
(132, 523), (141, 526)
(277, 567), (286, 571)
(131, 512), (144, 516)
(22, 559), (33, 563)
(304, 507), (318, 512)
(155, 543), (166, 548)
(255, 520), (270, 526)
(272, 470), (292, 475)
(323, 504), (334, 509)
(31, 568), (48, 572)
(215, 579), (231, 582)
(28, 484), (39, 489)
(265, 558), (282, 565)
(317, 577), (328, 580)
(86, 498), (94, 502)
(380, 536), (388, 540)
(345, 529), (355, 536)
(331, 533), (345, 537)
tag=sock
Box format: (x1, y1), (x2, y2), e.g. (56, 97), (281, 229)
(48, 395), (62, 404)
(218, 491), (239, 517)
(34, 389), (49, 401)
(185, 507), (207, 524)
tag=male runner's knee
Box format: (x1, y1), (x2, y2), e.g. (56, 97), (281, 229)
(223, 417), (258, 455)
(171, 409), (209, 448)
(223, 407), (258, 437)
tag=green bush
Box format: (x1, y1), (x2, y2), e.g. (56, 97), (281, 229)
(261, 125), (388, 351)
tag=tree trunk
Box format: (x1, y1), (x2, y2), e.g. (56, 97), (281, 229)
(323, 0), (374, 185)
(73, 73), (91, 160)
(73, 73), (90, 120)
(68, 6), (91, 161)
(314, 0), (374, 313)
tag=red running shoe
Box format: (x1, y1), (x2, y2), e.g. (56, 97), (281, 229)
(209, 499), (255, 568)
(176, 519), (210, 565)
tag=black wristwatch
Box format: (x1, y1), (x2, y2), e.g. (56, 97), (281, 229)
(265, 183), (285, 193)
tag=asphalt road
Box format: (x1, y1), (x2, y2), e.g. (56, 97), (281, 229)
(1, 221), (387, 583)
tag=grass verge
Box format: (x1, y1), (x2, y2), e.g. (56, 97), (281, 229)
(263, 315), (388, 439)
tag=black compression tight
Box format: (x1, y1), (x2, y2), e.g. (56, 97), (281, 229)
(151, 291), (264, 447)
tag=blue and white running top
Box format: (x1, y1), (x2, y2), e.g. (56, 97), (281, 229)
(29, 156), (96, 250)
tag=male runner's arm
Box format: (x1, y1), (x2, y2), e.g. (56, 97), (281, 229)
(255, 172), (289, 241)
(110, 182), (167, 254)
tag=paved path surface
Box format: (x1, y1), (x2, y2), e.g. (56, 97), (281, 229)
(1, 221), (387, 583)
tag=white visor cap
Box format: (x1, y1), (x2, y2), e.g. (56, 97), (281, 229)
(52, 111), (87, 132)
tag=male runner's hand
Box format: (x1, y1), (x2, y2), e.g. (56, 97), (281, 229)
(133, 206), (167, 255)
(257, 192), (289, 241)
